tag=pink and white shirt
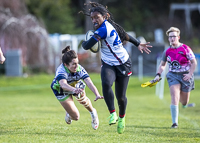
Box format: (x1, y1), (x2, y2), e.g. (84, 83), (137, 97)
(162, 44), (195, 72)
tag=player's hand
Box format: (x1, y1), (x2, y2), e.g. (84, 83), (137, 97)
(183, 73), (192, 81)
(94, 95), (104, 101)
(154, 75), (161, 82)
(73, 88), (83, 94)
(138, 42), (152, 54)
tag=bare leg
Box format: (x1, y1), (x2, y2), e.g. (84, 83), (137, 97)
(180, 91), (190, 106)
(75, 91), (99, 130)
(75, 91), (94, 112)
(60, 96), (80, 121)
(170, 84), (181, 105)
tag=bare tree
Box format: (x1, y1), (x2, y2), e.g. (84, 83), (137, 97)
(0, 0), (50, 73)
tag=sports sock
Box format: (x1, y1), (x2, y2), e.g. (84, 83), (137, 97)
(119, 114), (125, 118)
(170, 104), (178, 124)
(109, 110), (115, 114)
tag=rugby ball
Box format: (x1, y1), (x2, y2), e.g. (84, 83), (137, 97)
(85, 30), (101, 53)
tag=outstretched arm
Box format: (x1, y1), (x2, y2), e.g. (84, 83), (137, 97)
(126, 33), (152, 54)
(137, 42), (152, 54)
(125, 33), (140, 46)
(84, 77), (104, 101)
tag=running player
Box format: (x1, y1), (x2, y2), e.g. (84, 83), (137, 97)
(154, 27), (197, 128)
(80, 2), (152, 134)
(51, 46), (104, 130)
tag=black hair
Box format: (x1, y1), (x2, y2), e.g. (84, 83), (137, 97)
(62, 46), (77, 65)
(79, 2), (128, 42)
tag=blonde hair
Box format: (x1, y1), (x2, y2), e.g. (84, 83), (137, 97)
(166, 27), (180, 36)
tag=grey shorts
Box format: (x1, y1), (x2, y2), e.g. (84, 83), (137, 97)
(166, 72), (195, 92)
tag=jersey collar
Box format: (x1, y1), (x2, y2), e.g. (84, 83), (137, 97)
(63, 64), (81, 73)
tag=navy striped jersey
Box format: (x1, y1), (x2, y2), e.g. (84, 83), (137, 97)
(54, 63), (89, 85)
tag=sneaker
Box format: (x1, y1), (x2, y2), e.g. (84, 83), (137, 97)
(182, 103), (195, 108)
(171, 123), (178, 128)
(108, 112), (118, 125)
(117, 117), (125, 134)
(90, 108), (99, 130)
(65, 113), (72, 124)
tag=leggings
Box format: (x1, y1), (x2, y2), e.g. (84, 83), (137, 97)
(101, 62), (130, 116)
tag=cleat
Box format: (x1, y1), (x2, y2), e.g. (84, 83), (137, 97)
(91, 108), (99, 130)
(65, 113), (72, 124)
(183, 103), (195, 108)
(108, 112), (118, 125)
(171, 123), (178, 129)
(117, 117), (125, 134)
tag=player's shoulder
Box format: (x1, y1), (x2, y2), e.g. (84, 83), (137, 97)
(77, 64), (89, 79)
(181, 43), (191, 49)
(77, 64), (83, 70)
(96, 20), (113, 32)
(77, 64), (87, 72)
(56, 64), (66, 75)
(56, 64), (65, 72)
(95, 22), (107, 34)
(164, 46), (170, 52)
(164, 47), (172, 56)
(104, 20), (115, 31)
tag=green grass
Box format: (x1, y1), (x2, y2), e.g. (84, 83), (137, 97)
(0, 74), (200, 143)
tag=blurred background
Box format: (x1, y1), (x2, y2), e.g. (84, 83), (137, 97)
(0, 0), (200, 77)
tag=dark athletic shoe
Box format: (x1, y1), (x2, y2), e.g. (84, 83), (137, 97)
(171, 123), (178, 129)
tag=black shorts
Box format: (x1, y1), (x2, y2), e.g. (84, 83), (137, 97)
(102, 58), (132, 77)
(116, 58), (132, 76)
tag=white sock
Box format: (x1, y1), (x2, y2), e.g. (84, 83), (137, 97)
(90, 108), (97, 120)
(170, 104), (179, 124)
(90, 108), (95, 115)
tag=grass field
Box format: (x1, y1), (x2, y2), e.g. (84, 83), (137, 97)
(0, 74), (200, 143)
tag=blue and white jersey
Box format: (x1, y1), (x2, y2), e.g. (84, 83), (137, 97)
(54, 64), (89, 84)
(94, 20), (129, 66)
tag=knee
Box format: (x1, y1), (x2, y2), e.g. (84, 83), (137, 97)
(117, 96), (127, 102)
(102, 80), (113, 88)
